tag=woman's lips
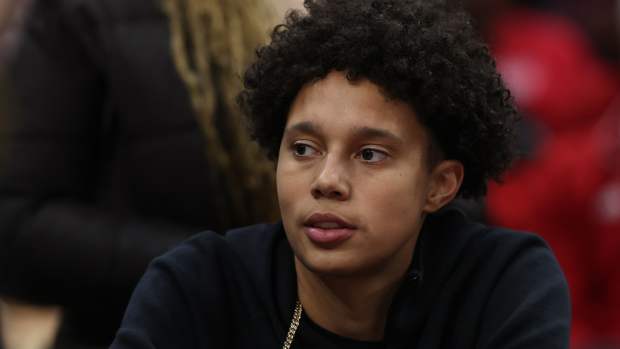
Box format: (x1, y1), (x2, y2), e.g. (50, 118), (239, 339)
(304, 226), (355, 245)
(303, 213), (356, 245)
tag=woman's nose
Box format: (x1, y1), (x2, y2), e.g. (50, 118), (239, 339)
(310, 157), (351, 201)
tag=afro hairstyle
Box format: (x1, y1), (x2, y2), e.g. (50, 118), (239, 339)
(238, 0), (519, 198)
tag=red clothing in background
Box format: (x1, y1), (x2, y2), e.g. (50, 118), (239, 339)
(488, 123), (620, 346)
(485, 8), (620, 347)
(489, 9), (617, 133)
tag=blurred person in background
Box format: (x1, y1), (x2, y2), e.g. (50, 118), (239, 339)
(0, 4), (35, 349)
(0, 1), (21, 349)
(0, 0), (302, 348)
(461, 0), (620, 347)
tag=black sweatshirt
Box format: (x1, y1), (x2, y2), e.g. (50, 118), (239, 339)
(111, 209), (570, 349)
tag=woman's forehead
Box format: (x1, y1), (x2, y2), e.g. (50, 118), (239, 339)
(285, 71), (429, 144)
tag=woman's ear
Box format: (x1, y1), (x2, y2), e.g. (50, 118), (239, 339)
(423, 160), (464, 213)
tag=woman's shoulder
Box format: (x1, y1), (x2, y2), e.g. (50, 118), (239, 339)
(153, 222), (285, 280)
(426, 208), (558, 266)
(414, 209), (570, 347)
(421, 208), (568, 298)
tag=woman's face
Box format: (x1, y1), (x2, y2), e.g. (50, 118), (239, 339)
(276, 71), (448, 277)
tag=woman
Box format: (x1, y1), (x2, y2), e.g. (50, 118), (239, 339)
(112, 1), (570, 348)
(0, 0), (281, 347)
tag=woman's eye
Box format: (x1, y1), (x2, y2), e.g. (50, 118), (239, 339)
(358, 148), (388, 163)
(293, 143), (319, 157)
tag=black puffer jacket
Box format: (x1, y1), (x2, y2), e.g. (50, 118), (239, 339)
(0, 0), (261, 345)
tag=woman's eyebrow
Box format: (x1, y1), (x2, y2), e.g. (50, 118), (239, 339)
(353, 126), (403, 145)
(284, 122), (403, 145)
(284, 121), (323, 137)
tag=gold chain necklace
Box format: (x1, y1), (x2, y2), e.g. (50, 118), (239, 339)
(282, 301), (303, 349)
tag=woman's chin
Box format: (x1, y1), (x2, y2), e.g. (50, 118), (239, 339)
(294, 251), (369, 278)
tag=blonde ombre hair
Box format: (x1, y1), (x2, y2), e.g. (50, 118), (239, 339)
(163, 0), (279, 226)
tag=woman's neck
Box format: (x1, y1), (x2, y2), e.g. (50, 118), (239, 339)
(294, 252), (413, 342)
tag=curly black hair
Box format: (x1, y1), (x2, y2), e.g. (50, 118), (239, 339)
(238, 0), (518, 198)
